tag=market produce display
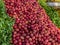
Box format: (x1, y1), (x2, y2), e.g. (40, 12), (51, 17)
(0, 0), (60, 45)
(4, 0), (60, 45)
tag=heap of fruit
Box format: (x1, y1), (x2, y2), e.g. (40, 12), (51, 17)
(4, 0), (60, 45)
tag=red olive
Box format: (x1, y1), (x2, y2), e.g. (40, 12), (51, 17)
(4, 0), (60, 45)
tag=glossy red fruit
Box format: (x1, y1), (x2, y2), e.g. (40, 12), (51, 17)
(4, 0), (60, 45)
